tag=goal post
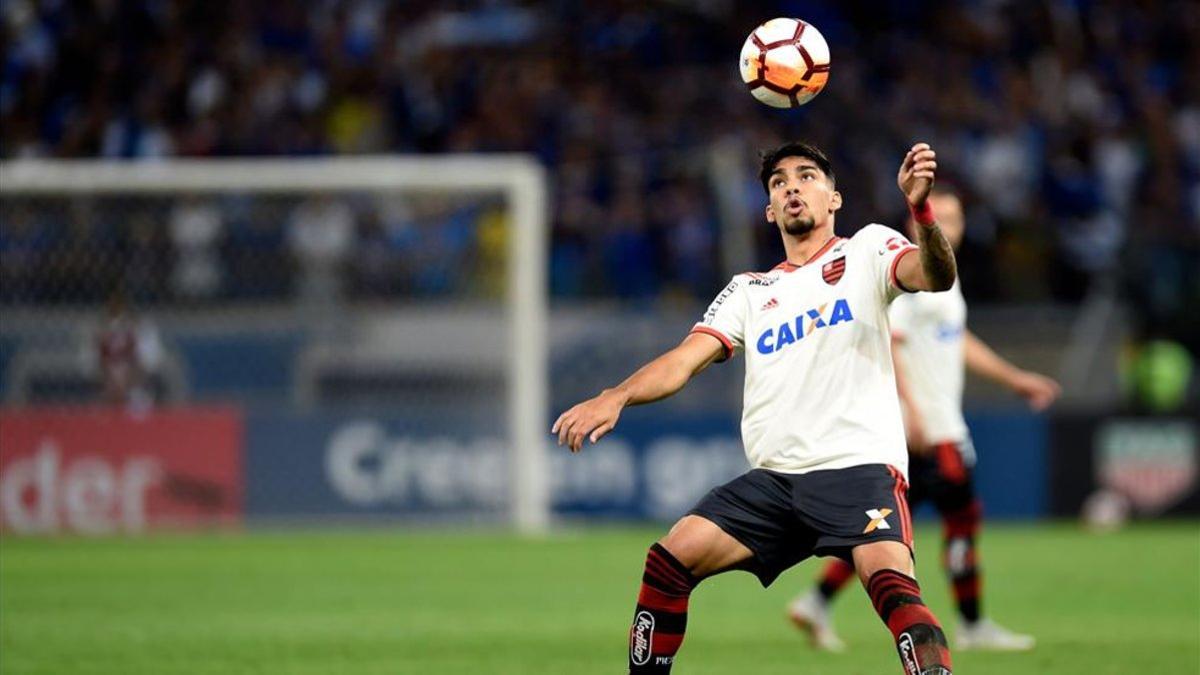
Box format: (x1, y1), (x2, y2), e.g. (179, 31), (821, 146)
(0, 155), (551, 534)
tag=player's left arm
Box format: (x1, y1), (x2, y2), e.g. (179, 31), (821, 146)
(894, 143), (956, 292)
(964, 329), (1061, 411)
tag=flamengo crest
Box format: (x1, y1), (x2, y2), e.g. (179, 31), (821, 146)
(822, 256), (845, 284)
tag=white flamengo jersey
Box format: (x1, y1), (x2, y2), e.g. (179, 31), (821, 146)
(691, 224), (919, 477)
(889, 280), (970, 445)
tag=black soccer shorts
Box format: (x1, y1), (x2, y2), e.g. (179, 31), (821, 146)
(688, 463), (913, 587)
(907, 439), (976, 513)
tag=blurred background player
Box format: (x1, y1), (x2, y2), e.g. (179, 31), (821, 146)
(90, 291), (164, 412)
(788, 185), (1061, 652)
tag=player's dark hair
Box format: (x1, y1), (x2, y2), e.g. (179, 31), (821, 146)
(759, 142), (835, 193)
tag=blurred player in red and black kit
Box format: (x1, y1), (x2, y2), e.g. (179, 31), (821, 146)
(95, 293), (162, 410)
(555, 142), (957, 674)
(788, 186), (1061, 653)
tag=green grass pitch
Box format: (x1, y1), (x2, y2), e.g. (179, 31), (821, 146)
(2, 521), (1197, 674)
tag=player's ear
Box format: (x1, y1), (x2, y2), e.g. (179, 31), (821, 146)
(829, 190), (842, 213)
(765, 203), (776, 223)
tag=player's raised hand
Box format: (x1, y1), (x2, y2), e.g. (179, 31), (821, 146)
(1010, 370), (1061, 412)
(897, 142), (938, 208)
(551, 389), (626, 453)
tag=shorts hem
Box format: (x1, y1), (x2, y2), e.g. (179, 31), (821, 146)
(685, 508), (783, 588)
(813, 533), (914, 563)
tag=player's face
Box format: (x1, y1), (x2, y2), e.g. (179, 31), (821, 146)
(764, 157), (842, 236)
(908, 192), (965, 250)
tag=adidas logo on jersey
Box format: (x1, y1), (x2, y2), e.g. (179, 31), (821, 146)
(755, 298), (855, 355)
(761, 298), (779, 311)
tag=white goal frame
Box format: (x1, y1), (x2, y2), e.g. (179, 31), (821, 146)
(0, 156), (551, 534)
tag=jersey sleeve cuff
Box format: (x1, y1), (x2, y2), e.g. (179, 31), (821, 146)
(690, 325), (734, 362)
(888, 247), (920, 293)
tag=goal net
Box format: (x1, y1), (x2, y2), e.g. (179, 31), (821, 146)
(0, 156), (550, 534)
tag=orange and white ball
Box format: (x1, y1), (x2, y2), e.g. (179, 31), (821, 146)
(739, 18), (831, 108)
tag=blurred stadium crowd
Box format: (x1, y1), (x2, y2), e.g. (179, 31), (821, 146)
(1, 1), (1196, 340)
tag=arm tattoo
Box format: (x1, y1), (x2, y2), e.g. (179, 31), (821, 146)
(915, 223), (957, 291)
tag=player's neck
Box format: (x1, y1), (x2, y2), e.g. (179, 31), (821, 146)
(780, 224), (837, 267)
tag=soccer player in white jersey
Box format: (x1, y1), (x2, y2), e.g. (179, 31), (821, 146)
(553, 141), (958, 674)
(788, 186), (1061, 654)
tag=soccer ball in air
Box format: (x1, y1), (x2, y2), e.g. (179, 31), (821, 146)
(739, 18), (830, 108)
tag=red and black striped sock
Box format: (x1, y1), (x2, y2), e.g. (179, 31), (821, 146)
(942, 499), (982, 623)
(817, 557), (856, 601)
(629, 543), (698, 673)
(867, 568), (953, 675)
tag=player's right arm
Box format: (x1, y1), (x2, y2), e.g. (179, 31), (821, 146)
(555, 275), (748, 452)
(552, 333), (725, 452)
(890, 332), (930, 454)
